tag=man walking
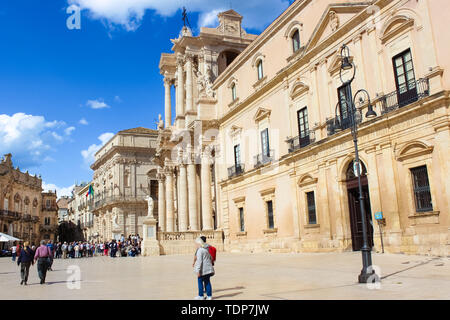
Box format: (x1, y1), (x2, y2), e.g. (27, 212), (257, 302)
(17, 241), (34, 285)
(34, 240), (52, 284)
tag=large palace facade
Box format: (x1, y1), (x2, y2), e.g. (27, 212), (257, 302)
(0, 154), (59, 247)
(89, 127), (160, 242)
(151, 0), (450, 256)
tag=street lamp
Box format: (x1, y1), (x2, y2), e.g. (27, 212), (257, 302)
(336, 44), (377, 284)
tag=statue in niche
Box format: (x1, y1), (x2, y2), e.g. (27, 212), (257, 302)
(145, 195), (154, 218)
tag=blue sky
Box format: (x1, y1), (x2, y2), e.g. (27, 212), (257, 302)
(0, 0), (290, 197)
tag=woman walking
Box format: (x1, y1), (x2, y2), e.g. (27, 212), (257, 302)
(34, 240), (52, 284)
(17, 241), (34, 285)
(193, 237), (215, 300)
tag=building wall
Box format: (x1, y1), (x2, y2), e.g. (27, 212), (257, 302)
(213, 0), (449, 255)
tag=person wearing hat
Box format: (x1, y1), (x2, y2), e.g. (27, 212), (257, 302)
(17, 241), (34, 285)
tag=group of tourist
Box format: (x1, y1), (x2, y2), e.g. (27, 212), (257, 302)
(10, 234), (217, 299)
(12, 240), (55, 285)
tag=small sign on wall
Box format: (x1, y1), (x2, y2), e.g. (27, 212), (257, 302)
(147, 226), (154, 238)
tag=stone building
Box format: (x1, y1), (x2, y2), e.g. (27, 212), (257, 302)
(0, 154), (58, 246)
(75, 183), (95, 241)
(153, 0), (450, 256)
(40, 191), (58, 241)
(57, 196), (72, 223)
(90, 127), (159, 241)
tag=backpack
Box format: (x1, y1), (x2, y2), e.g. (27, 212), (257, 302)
(208, 246), (217, 265)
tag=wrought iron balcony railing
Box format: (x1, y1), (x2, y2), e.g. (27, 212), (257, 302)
(380, 78), (429, 115)
(287, 131), (315, 153)
(327, 78), (430, 137)
(228, 164), (245, 179)
(254, 150), (274, 168)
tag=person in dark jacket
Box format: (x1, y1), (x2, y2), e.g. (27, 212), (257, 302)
(17, 241), (34, 285)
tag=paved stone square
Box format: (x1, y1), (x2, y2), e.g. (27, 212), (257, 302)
(1, 252), (449, 300)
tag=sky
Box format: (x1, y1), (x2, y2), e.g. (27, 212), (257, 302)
(0, 0), (291, 197)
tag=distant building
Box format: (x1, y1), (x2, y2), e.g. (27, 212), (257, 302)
(90, 127), (159, 241)
(0, 153), (58, 246)
(57, 196), (72, 223)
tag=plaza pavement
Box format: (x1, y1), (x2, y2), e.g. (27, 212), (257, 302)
(0, 251), (449, 300)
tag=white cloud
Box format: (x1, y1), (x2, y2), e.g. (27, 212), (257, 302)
(65, 126), (76, 135)
(81, 132), (115, 166)
(0, 113), (69, 168)
(42, 182), (75, 198)
(79, 118), (89, 125)
(86, 99), (110, 109)
(67, 0), (290, 31)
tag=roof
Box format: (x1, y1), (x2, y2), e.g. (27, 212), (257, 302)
(118, 127), (158, 135)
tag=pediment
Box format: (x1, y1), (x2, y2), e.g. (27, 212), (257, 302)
(305, 3), (371, 52)
(395, 141), (434, 161)
(298, 174), (318, 188)
(380, 16), (415, 43)
(290, 81), (309, 99)
(327, 52), (354, 75)
(253, 107), (271, 122)
(229, 125), (243, 137)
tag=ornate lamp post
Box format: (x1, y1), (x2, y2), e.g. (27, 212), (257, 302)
(336, 44), (377, 283)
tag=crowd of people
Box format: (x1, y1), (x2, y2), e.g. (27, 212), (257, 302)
(9, 234), (143, 286)
(10, 234), (218, 299)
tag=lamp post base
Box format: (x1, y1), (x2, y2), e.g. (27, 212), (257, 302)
(358, 269), (377, 284)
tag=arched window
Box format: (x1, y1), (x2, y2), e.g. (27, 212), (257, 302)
(292, 29), (300, 52)
(231, 83), (237, 101)
(257, 60), (264, 80)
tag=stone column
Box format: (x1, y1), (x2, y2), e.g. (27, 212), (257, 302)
(157, 173), (166, 232)
(185, 54), (194, 113)
(188, 152), (199, 231)
(201, 152), (213, 231)
(165, 168), (175, 232)
(164, 77), (172, 128)
(176, 55), (185, 120)
(178, 163), (188, 232)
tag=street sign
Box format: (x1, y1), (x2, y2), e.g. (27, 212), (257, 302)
(374, 212), (383, 220)
(353, 161), (362, 177)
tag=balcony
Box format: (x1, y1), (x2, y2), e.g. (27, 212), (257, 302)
(287, 131), (315, 153)
(23, 214), (32, 222)
(31, 216), (40, 223)
(42, 205), (58, 212)
(92, 195), (147, 211)
(380, 78), (429, 115)
(254, 150), (274, 168)
(327, 78), (430, 137)
(228, 164), (245, 179)
(1, 210), (22, 220)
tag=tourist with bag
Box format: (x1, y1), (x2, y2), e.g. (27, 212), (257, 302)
(193, 237), (215, 300)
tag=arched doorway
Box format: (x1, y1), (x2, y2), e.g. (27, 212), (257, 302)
(345, 160), (373, 251)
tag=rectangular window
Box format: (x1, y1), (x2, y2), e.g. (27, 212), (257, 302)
(297, 107), (309, 138)
(267, 200), (274, 229)
(231, 84), (237, 101)
(239, 207), (245, 232)
(257, 61), (264, 80)
(260, 128), (270, 157)
(4, 199), (8, 211)
(411, 166), (433, 212)
(393, 49), (418, 107)
(234, 144), (241, 167)
(306, 191), (317, 224)
(46, 200), (51, 209)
